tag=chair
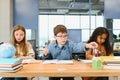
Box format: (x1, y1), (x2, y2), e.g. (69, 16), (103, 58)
(28, 40), (38, 59)
(0, 42), (3, 45)
(72, 52), (85, 60)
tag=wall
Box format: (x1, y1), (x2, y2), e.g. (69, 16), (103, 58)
(0, 0), (13, 42)
(104, 0), (120, 19)
(13, 0), (39, 29)
(13, 0), (39, 45)
(68, 29), (82, 43)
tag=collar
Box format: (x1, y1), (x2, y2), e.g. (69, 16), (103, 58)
(53, 40), (68, 49)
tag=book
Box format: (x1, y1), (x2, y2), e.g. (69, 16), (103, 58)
(43, 60), (73, 64)
(104, 60), (120, 64)
(0, 58), (22, 68)
(0, 64), (23, 70)
(104, 65), (120, 70)
(100, 56), (120, 65)
(22, 59), (41, 64)
(0, 66), (23, 72)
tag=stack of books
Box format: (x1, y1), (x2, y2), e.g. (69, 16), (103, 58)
(0, 58), (23, 72)
(100, 56), (120, 69)
(100, 56), (120, 64)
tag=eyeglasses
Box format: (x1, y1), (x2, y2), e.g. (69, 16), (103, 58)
(56, 35), (67, 38)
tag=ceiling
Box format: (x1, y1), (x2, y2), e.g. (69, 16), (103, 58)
(39, 0), (104, 15)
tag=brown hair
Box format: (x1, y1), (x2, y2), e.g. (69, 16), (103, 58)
(11, 25), (29, 57)
(54, 25), (67, 36)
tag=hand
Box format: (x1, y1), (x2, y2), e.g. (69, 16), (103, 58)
(43, 47), (49, 56)
(86, 42), (98, 49)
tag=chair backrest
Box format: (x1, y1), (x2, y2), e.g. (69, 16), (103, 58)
(28, 40), (37, 59)
(72, 52), (85, 60)
(0, 42), (4, 45)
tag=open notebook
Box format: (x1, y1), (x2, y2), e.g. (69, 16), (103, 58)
(43, 60), (73, 64)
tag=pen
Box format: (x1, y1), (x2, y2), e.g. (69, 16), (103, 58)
(93, 44), (95, 56)
(93, 44), (97, 57)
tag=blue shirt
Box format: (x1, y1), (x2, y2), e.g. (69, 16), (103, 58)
(44, 40), (85, 60)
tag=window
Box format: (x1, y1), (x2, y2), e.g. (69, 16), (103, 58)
(81, 16), (90, 29)
(65, 15), (80, 29)
(113, 19), (120, 36)
(39, 15), (104, 46)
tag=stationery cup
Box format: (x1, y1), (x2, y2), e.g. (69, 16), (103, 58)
(92, 56), (102, 70)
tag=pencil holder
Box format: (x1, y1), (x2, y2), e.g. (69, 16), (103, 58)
(92, 56), (102, 70)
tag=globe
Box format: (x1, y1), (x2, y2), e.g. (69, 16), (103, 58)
(0, 43), (16, 58)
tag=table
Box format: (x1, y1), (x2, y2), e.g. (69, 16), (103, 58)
(0, 60), (120, 80)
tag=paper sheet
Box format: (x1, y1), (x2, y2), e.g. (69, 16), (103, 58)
(81, 60), (92, 63)
(43, 60), (73, 64)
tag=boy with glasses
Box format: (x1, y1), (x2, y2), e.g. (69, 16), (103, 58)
(43, 24), (97, 80)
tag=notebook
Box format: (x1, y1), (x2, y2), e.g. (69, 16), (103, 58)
(101, 56), (120, 64)
(0, 64), (23, 70)
(43, 60), (73, 64)
(0, 58), (22, 68)
(0, 66), (23, 72)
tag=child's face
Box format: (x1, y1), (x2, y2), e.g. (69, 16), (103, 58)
(14, 30), (25, 43)
(54, 32), (67, 45)
(97, 33), (107, 45)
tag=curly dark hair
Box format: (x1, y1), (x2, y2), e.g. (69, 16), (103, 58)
(87, 27), (113, 56)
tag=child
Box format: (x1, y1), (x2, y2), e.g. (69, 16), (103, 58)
(1, 25), (35, 80)
(11, 25), (35, 59)
(86, 27), (113, 60)
(84, 27), (113, 80)
(43, 24), (98, 80)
